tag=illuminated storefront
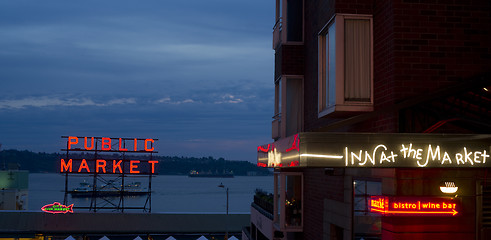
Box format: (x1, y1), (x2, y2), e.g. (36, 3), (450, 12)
(254, 133), (491, 240)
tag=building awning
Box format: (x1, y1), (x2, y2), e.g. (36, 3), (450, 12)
(257, 133), (490, 168)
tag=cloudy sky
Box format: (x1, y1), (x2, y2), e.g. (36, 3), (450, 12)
(0, 1), (275, 161)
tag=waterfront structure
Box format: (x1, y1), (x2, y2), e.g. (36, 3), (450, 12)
(245, 0), (491, 240)
(0, 170), (28, 210)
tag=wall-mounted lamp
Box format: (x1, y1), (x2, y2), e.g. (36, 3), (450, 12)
(440, 181), (458, 194)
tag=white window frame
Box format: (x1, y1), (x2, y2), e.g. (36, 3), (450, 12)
(318, 14), (374, 118)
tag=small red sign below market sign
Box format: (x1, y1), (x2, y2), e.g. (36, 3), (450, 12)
(41, 202), (74, 214)
(369, 196), (459, 216)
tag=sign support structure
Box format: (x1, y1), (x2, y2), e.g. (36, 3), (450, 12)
(61, 136), (158, 213)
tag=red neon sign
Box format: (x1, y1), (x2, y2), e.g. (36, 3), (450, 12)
(64, 136), (157, 152)
(61, 159), (158, 174)
(370, 196), (459, 216)
(285, 134), (300, 152)
(41, 202), (74, 214)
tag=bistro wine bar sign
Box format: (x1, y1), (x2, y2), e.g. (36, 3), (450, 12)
(369, 196), (460, 216)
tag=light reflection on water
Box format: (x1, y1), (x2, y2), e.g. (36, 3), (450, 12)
(29, 173), (273, 213)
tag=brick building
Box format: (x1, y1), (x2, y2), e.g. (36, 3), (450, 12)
(243, 0), (490, 240)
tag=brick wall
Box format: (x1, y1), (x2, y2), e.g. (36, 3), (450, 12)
(303, 0), (337, 132)
(391, 0), (491, 101)
(347, 0), (490, 133)
(281, 45), (304, 76)
(302, 168), (345, 240)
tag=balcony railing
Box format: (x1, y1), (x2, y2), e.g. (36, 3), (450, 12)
(273, 17), (283, 50)
(253, 189), (274, 217)
(242, 226), (252, 240)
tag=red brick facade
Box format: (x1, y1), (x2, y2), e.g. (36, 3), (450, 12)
(262, 0), (491, 239)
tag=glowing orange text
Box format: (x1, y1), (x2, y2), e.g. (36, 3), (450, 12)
(60, 159), (158, 174)
(65, 136), (156, 152)
(370, 196), (459, 216)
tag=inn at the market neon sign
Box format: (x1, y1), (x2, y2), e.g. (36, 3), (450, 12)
(257, 133), (490, 168)
(369, 196), (459, 216)
(60, 136), (158, 174)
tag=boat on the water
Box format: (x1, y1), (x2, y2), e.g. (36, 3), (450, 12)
(68, 181), (148, 198)
(188, 170), (234, 178)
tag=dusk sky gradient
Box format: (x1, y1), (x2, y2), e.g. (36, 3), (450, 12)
(0, 1), (275, 161)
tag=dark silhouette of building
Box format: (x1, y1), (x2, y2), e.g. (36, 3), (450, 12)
(244, 0), (490, 239)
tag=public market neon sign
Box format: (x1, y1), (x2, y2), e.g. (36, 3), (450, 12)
(60, 159), (158, 174)
(369, 196), (459, 216)
(65, 136), (155, 152)
(60, 136), (158, 174)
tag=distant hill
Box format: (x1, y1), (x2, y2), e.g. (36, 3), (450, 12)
(0, 149), (271, 176)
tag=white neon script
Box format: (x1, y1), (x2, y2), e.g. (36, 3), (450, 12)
(345, 144), (489, 167)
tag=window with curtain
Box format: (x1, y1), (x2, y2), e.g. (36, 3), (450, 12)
(344, 19), (371, 102)
(318, 14), (373, 117)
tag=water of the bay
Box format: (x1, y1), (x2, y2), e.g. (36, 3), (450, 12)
(28, 173), (273, 213)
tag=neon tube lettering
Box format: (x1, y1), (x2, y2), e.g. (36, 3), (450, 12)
(96, 159), (106, 173)
(118, 138), (128, 151)
(144, 139), (154, 151)
(351, 150), (362, 165)
(84, 137), (94, 150)
(101, 138), (111, 151)
(113, 160), (123, 173)
(442, 151), (452, 164)
(68, 136), (78, 150)
(464, 147), (473, 165)
(130, 160), (140, 173)
(78, 159), (90, 173)
(61, 159), (72, 172)
(148, 160), (158, 174)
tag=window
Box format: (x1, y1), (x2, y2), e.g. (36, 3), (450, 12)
(353, 179), (382, 239)
(273, 0), (304, 49)
(318, 14), (374, 117)
(285, 174), (302, 227)
(274, 172), (303, 232)
(273, 76), (303, 140)
(272, 78), (281, 140)
(353, 180), (381, 216)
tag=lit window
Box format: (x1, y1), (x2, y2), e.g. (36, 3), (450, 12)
(354, 180), (381, 216)
(318, 14), (374, 117)
(274, 172), (303, 231)
(353, 179), (382, 239)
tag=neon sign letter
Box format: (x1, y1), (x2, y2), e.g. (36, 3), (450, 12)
(96, 159), (107, 173)
(119, 138), (128, 151)
(84, 137), (94, 150)
(101, 137), (111, 151)
(130, 160), (140, 174)
(68, 136), (78, 150)
(78, 159), (90, 173)
(149, 160), (158, 173)
(113, 160), (123, 173)
(144, 139), (154, 151)
(61, 159), (72, 173)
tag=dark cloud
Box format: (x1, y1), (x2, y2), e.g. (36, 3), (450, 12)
(0, 0), (274, 161)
